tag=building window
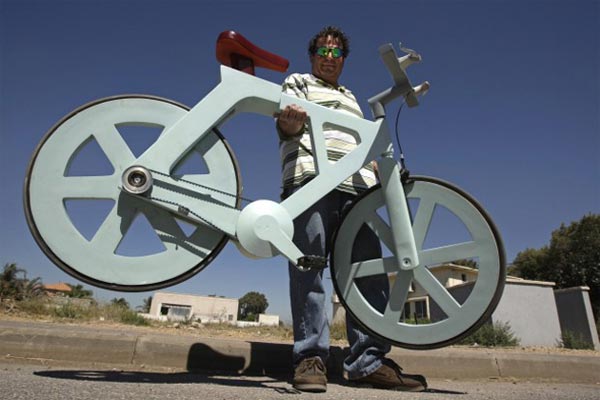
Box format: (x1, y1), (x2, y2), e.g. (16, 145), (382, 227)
(159, 304), (191, 320)
(461, 273), (467, 282)
(414, 300), (427, 319)
(404, 302), (411, 320)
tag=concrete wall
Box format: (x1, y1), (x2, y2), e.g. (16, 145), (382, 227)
(258, 314), (280, 326)
(236, 314), (280, 327)
(432, 280), (562, 347)
(554, 286), (600, 350)
(491, 281), (562, 347)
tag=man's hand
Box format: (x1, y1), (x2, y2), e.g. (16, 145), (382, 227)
(276, 104), (307, 137)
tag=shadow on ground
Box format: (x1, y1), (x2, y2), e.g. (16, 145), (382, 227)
(33, 341), (466, 395)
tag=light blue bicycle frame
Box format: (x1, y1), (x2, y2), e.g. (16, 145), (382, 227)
(25, 40), (506, 349)
(132, 58), (420, 271)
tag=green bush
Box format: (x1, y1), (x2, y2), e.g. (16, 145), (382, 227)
(119, 308), (150, 326)
(52, 302), (90, 319)
(458, 321), (520, 347)
(10, 297), (150, 326)
(16, 298), (50, 316)
(559, 330), (594, 350)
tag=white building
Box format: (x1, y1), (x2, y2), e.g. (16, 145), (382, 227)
(332, 263), (478, 323)
(149, 292), (239, 323)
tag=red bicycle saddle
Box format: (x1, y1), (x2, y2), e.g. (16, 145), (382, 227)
(216, 30), (289, 75)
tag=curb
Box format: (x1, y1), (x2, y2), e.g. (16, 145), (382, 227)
(1, 320), (598, 383)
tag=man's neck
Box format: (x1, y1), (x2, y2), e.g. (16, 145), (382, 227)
(313, 73), (339, 88)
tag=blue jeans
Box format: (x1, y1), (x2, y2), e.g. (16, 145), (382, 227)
(284, 187), (391, 379)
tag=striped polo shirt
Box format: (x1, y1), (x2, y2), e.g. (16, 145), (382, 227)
(278, 73), (377, 195)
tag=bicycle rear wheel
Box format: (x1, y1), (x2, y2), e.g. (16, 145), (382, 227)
(24, 95), (241, 291)
(331, 176), (505, 349)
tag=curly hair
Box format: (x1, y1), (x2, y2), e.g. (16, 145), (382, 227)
(308, 26), (350, 58)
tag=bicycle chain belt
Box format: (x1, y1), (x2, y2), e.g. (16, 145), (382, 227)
(139, 170), (329, 272)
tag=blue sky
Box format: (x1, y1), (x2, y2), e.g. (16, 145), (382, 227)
(1, 0), (598, 323)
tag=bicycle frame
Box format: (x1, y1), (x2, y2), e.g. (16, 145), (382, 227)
(130, 64), (419, 269)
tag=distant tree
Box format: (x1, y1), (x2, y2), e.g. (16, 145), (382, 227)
(22, 277), (45, 299)
(510, 247), (549, 279)
(238, 291), (269, 321)
(0, 263), (44, 301)
(66, 284), (93, 299)
(137, 296), (153, 313)
(0, 263), (23, 300)
(110, 297), (130, 309)
(511, 214), (600, 318)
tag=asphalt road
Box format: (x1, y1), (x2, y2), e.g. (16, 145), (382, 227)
(1, 359), (599, 400)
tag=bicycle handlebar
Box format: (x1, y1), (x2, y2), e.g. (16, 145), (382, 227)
(368, 43), (430, 118)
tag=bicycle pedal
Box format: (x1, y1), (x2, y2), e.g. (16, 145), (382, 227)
(297, 255), (328, 271)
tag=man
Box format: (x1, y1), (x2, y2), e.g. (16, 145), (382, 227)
(276, 26), (428, 393)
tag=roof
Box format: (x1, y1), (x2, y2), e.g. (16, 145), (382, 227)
(429, 263), (479, 273)
(429, 264), (556, 286)
(43, 282), (72, 292)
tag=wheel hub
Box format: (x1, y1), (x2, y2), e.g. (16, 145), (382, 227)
(122, 166), (153, 195)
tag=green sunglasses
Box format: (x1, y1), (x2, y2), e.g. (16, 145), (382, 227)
(315, 46), (344, 58)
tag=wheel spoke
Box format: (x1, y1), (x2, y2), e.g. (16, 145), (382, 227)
(365, 211), (394, 254)
(93, 125), (136, 170)
(90, 200), (135, 253)
(141, 205), (209, 257)
(352, 257), (398, 279)
(411, 197), (435, 250)
(57, 176), (118, 199)
(419, 241), (478, 266)
(142, 206), (186, 247)
(414, 266), (461, 318)
(384, 269), (413, 323)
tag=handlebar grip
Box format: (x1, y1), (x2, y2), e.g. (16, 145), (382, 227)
(405, 81), (430, 108)
(414, 81), (430, 97)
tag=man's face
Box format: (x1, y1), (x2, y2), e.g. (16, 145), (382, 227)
(310, 35), (345, 86)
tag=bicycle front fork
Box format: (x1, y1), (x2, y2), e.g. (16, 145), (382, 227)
(377, 153), (420, 270)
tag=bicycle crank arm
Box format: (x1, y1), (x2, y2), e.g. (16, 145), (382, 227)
(235, 200), (307, 267)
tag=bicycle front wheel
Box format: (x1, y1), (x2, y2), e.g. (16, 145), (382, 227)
(331, 176), (505, 349)
(24, 95), (241, 291)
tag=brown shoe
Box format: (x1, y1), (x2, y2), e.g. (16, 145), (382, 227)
(350, 358), (427, 392)
(293, 356), (327, 392)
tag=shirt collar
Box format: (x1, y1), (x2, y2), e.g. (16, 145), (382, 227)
(311, 74), (346, 93)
